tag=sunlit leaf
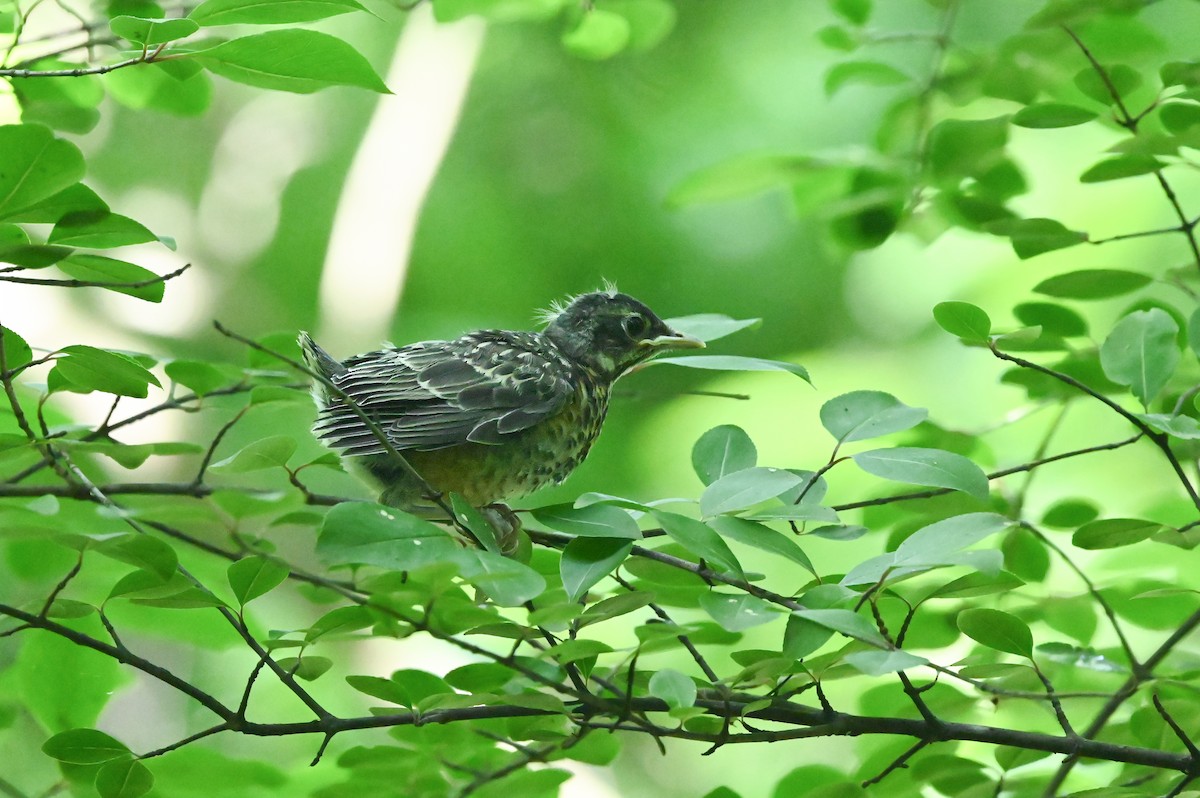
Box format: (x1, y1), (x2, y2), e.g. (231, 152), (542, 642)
(194, 30), (390, 93)
(110, 15), (199, 45)
(190, 0), (366, 25)
(51, 345), (161, 398)
(0, 125), (86, 220)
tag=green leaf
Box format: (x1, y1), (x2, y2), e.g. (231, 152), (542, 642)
(652, 510), (744, 577)
(190, 0), (366, 25)
(0, 125), (86, 220)
(699, 467), (803, 517)
(652, 355), (811, 382)
(3, 181), (105, 224)
(824, 60), (908, 96)
(648, 669), (696, 709)
(667, 154), (838, 208)
(194, 30), (390, 94)
(455, 550), (546, 606)
(1137, 413), (1200, 439)
(927, 116), (1009, 183)
(48, 211), (157, 249)
(1014, 302), (1088, 338)
(790, 608), (886, 646)
(316, 502), (458, 570)
(1074, 64), (1141, 105)
(43, 728), (129, 763)
(110, 15), (199, 45)
(11, 62), (103, 133)
(1099, 309), (1180, 407)
(55, 255), (167, 302)
(820, 390), (927, 443)
(1, 326), (32, 370)
(227, 556), (289, 605)
(664, 314), (760, 344)
(604, 0), (675, 52)
(1042, 499), (1099, 528)
(1080, 155), (1162, 183)
(691, 425), (757, 486)
(1162, 61), (1200, 88)
(51, 346), (161, 398)
(578, 592), (654, 628)
(829, 0), (870, 25)
(97, 535), (178, 580)
(1011, 102), (1097, 128)
(560, 537), (632, 602)
(852, 447), (989, 501)
(105, 62), (214, 117)
(844, 649), (926, 675)
(932, 301), (991, 343)
(896, 513), (1013, 562)
(1033, 269), (1151, 300)
(699, 592), (779, 632)
(531, 503), (641, 539)
(1072, 518), (1164, 550)
(706, 516), (816, 576)
(96, 757), (153, 798)
(210, 435), (296, 472)
(1160, 103), (1200, 135)
(276, 655), (332, 681)
(562, 8), (629, 59)
(449, 494), (500, 554)
(928, 571), (1025, 600)
(164, 360), (229, 395)
(958, 608), (1033, 657)
(985, 217), (1088, 259)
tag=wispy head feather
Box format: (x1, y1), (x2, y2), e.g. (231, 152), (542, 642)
(534, 282), (619, 328)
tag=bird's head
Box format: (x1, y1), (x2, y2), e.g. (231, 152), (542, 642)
(541, 288), (704, 378)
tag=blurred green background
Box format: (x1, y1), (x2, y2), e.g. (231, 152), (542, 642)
(9, 0), (1200, 794)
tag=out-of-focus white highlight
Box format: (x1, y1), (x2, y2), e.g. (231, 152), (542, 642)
(317, 4), (485, 352)
(197, 93), (325, 263)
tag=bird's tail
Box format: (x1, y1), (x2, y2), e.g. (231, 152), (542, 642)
(297, 331), (344, 407)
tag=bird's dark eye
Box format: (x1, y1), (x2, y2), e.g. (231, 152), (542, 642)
(622, 314), (650, 340)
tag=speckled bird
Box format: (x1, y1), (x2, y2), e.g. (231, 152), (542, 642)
(299, 287), (703, 517)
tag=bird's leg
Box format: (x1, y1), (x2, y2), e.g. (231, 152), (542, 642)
(479, 503), (522, 555)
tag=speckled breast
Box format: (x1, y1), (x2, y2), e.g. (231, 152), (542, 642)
(371, 377), (610, 509)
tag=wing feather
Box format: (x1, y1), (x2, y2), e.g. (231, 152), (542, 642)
(312, 331), (575, 454)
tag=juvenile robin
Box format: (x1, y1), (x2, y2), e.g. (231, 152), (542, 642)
(299, 287), (703, 533)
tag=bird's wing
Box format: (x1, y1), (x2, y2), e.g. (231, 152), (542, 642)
(312, 332), (576, 454)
